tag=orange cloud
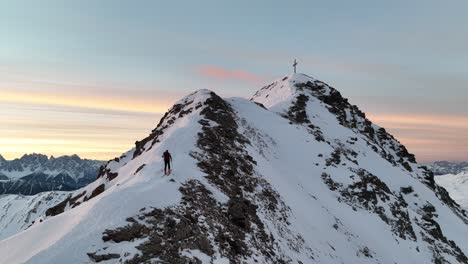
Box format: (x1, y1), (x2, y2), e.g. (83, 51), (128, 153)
(197, 65), (263, 83)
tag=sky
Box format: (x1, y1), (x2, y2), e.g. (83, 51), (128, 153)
(0, 0), (467, 162)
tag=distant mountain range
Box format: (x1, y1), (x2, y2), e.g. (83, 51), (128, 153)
(426, 161), (468, 175)
(0, 154), (103, 195)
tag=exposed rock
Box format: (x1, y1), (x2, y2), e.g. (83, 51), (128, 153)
(284, 93), (325, 142)
(87, 252), (120, 263)
(84, 184), (105, 202)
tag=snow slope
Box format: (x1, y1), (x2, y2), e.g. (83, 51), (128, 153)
(435, 172), (468, 210)
(0, 192), (69, 241)
(1, 74), (467, 264)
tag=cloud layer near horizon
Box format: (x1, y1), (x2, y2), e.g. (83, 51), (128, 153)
(0, 101), (162, 160)
(367, 114), (468, 162)
(0, 86), (466, 163)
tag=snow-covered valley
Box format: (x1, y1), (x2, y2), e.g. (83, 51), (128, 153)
(436, 172), (468, 211)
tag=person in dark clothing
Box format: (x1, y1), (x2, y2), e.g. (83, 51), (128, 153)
(162, 150), (172, 175)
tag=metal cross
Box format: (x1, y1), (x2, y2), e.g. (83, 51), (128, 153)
(293, 59), (298, 73)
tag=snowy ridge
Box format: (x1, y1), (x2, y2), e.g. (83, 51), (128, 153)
(1, 74), (467, 263)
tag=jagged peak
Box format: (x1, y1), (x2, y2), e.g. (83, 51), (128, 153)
(251, 73), (332, 109)
(0, 153), (99, 165)
(129, 89), (224, 161)
(20, 153), (48, 160)
(287, 72), (317, 83)
(173, 88), (217, 107)
(54, 154), (82, 161)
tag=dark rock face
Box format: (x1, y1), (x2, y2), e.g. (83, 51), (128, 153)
(417, 203), (468, 264)
(227, 198), (257, 230)
(45, 183), (105, 217)
(419, 166), (468, 223)
(284, 93), (325, 142)
(97, 180), (258, 263)
(87, 252), (120, 263)
(103, 221), (150, 243)
(188, 92), (304, 262)
(45, 191), (86, 217)
(193, 92), (256, 197)
(84, 184), (105, 201)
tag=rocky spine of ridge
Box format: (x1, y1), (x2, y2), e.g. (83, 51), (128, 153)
(46, 91), (214, 217)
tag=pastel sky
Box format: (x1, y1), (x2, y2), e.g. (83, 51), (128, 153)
(1, 0), (467, 162)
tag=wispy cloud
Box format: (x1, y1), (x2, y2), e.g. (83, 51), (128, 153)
(197, 65), (264, 84)
(368, 114), (468, 130)
(0, 101), (162, 161)
(0, 89), (177, 114)
(367, 113), (468, 162)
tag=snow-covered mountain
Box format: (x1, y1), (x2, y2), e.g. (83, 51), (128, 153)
(427, 161), (468, 176)
(435, 172), (468, 210)
(0, 154), (103, 195)
(0, 192), (69, 240)
(1, 73), (468, 264)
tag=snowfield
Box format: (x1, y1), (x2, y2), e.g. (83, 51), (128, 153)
(0, 74), (467, 264)
(436, 172), (468, 210)
(0, 192), (68, 240)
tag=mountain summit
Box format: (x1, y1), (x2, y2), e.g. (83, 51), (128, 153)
(1, 74), (467, 263)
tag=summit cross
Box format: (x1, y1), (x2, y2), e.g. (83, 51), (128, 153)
(293, 59), (298, 73)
